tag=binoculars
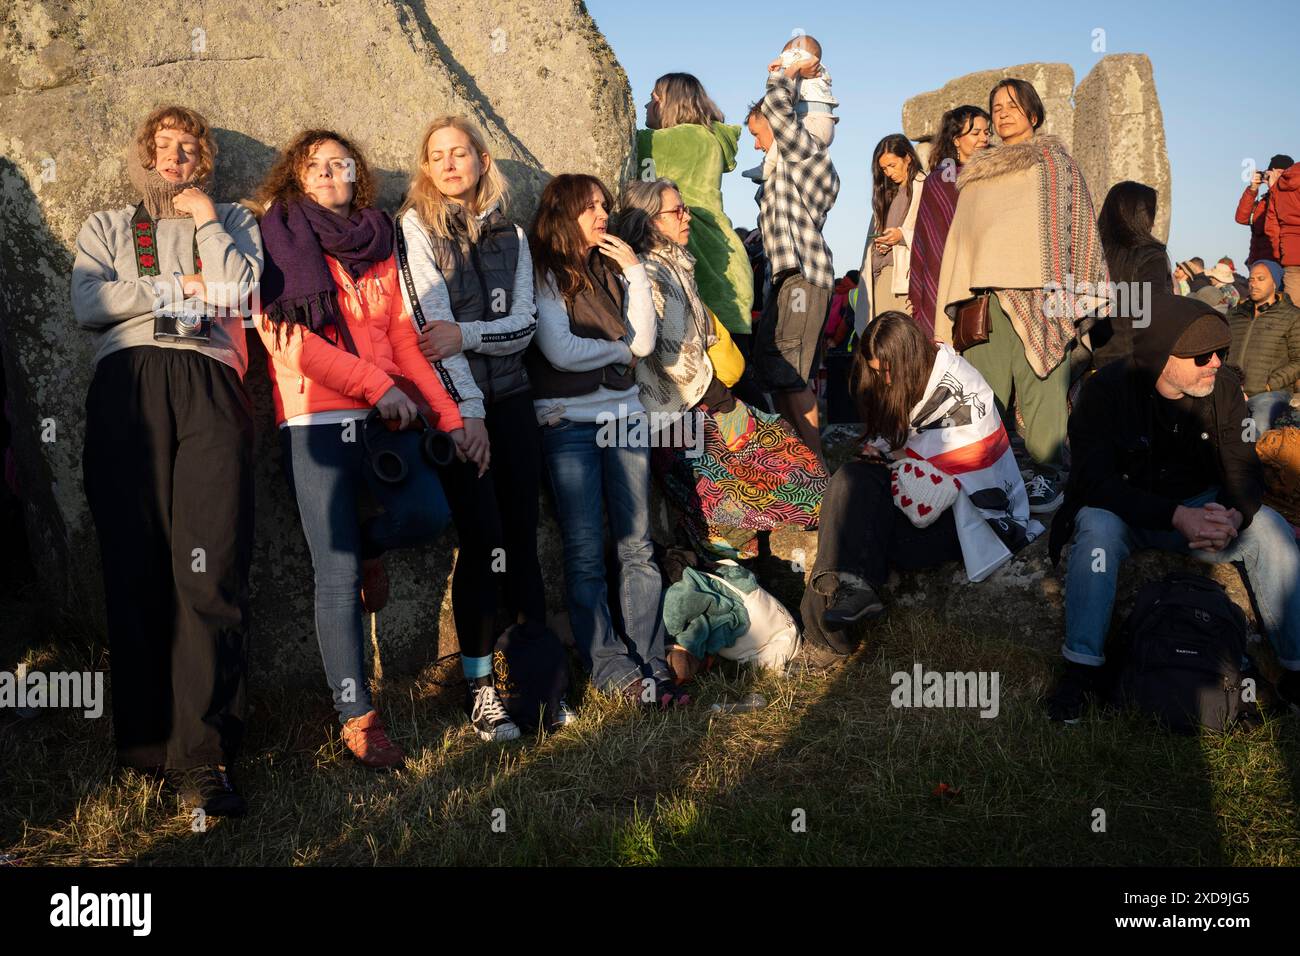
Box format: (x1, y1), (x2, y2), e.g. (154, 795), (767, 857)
(362, 408), (456, 484)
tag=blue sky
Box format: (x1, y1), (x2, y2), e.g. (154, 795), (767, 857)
(587, 0), (1300, 276)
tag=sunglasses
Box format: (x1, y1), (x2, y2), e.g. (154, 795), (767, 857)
(1192, 348), (1229, 367)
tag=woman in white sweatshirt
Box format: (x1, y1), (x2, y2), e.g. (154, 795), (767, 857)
(525, 174), (684, 707)
(395, 116), (553, 742)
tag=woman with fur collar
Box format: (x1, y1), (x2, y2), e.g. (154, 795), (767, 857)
(934, 79), (1109, 516)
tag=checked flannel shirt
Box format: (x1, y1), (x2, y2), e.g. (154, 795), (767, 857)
(757, 72), (840, 291)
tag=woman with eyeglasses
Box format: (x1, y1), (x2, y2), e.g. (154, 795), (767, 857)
(615, 178), (827, 565)
(854, 134), (926, 329)
(935, 78), (1109, 516)
(907, 106), (991, 337)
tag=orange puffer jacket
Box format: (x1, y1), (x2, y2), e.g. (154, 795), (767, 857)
(255, 254), (462, 431)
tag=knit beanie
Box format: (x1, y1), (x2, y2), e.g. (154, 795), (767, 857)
(126, 140), (208, 220)
(1254, 259), (1285, 290)
(889, 457), (959, 528)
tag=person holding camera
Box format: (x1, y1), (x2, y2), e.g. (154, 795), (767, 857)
(1237, 154), (1291, 268)
(253, 129), (474, 770)
(72, 106), (264, 815)
(396, 116), (553, 743)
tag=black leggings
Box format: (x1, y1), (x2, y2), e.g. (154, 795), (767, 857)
(437, 391), (546, 659)
(802, 458), (961, 651)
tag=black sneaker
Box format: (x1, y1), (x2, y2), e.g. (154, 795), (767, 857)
(468, 684), (522, 741)
(164, 766), (247, 817)
(822, 580), (885, 630)
(1026, 472), (1064, 514)
(1046, 661), (1104, 723)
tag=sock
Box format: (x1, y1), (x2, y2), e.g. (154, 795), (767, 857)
(462, 654), (492, 682)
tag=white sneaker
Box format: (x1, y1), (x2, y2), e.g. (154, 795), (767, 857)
(553, 699), (578, 727)
(468, 684), (521, 742)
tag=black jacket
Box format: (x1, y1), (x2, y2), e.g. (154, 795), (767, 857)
(1050, 293), (1265, 564)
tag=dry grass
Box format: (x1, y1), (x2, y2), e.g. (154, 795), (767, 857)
(4, 586), (1300, 866)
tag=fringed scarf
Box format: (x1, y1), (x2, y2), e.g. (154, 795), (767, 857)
(258, 197), (394, 351)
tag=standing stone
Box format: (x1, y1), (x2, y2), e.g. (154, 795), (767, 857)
(1073, 54), (1172, 242)
(901, 62), (1076, 151)
(0, 0), (634, 680)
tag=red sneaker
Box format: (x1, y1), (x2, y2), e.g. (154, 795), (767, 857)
(360, 558), (389, 612)
(340, 710), (406, 769)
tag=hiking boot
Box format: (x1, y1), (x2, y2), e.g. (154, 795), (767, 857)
(340, 710), (406, 769)
(468, 684), (521, 742)
(164, 765), (247, 817)
(1046, 661), (1104, 723)
(1026, 472), (1064, 514)
(822, 580), (885, 630)
(793, 636), (850, 674)
(360, 557), (389, 613)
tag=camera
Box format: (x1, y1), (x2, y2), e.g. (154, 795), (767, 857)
(153, 273), (212, 343)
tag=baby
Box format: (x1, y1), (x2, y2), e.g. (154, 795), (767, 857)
(743, 34), (839, 183)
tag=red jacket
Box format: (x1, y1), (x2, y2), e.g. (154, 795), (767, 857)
(255, 254), (463, 430)
(1236, 186), (1277, 265)
(1266, 165), (1300, 267)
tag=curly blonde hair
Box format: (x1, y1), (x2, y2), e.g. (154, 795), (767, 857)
(399, 116), (508, 243)
(253, 129), (377, 214)
(135, 105), (217, 186)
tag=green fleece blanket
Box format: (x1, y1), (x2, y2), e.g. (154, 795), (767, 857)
(637, 122), (755, 334)
(663, 564), (758, 658)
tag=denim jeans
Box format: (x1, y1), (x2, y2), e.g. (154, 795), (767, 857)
(282, 422), (451, 721)
(1247, 390), (1291, 432)
(1063, 489), (1300, 671)
(541, 419), (668, 692)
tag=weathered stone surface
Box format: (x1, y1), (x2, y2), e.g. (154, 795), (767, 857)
(901, 55), (1172, 242)
(0, 0), (634, 681)
(901, 62), (1076, 150)
(1073, 53), (1172, 242)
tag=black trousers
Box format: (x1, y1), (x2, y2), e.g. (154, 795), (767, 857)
(83, 346), (254, 770)
(437, 391), (547, 660)
(802, 458), (961, 652)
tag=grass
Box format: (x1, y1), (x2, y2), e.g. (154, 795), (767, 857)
(4, 579), (1300, 866)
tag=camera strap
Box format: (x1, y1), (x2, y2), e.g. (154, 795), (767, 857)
(131, 203), (201, 278)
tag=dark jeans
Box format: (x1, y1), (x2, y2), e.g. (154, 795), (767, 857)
(83, 346), (254, 771)
(438, 392), (546, 659)
(541, 419), (668, 691)
(802, 458), (962, 651)
(282, 421), (451, 721)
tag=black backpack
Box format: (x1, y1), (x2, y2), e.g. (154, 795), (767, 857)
(492, 622), (570, 732)
(1111, 573), (1248, 734)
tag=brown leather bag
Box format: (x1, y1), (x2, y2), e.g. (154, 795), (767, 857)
(952, 293), (992, 353)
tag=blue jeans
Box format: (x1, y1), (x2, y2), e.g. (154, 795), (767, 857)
(1247, 390), (1291, 432)
(282, 423), (451, 721)
(1064, 489), (1300, 671)
(541, 419), (668, 692)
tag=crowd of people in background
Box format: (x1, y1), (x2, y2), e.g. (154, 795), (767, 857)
(58, 32), (1300, 817)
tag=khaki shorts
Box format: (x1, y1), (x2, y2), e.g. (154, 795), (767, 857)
(753, 274), (832, 392)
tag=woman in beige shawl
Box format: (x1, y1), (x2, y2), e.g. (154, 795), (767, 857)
(935, 78), (1109, 515)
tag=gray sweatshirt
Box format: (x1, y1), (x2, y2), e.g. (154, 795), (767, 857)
(71, 203), (264, 377)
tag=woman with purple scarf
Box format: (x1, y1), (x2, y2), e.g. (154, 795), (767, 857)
(253, 129), (477, 771)
(907, 106), (990, 337)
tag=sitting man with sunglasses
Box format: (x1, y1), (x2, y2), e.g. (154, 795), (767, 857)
(1046, 292), (1300, 721)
